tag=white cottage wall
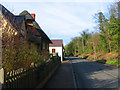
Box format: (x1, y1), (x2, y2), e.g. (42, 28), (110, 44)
(49, 46), (63, 61)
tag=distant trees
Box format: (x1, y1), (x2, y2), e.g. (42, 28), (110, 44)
(65, 2), (119, 56)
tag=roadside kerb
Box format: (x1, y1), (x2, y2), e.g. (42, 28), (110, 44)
(68, 59), (78, 89)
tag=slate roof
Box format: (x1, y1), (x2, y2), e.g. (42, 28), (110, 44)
(14, 16), (25, 29)
(27, 25), (40, 36)
(19, 10), (52, 43)
(0, 4), (25, 31)
(32, 21), (52, 43)
(19, 10), (34, 20)
(33, 21), (42, 30)
(26, 27), (40, 44)
(1, 4), (51, 44)
(0, 4), (41, 44)
(49, 40), (63, 47)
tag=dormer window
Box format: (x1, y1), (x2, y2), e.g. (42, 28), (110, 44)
(27, 20), (33, 26)
(27, 23), (33, 26)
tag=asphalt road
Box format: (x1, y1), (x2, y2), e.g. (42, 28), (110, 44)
(68, 57), (119, 88)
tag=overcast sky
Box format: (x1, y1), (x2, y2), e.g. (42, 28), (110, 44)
(1, 0), (116, 46)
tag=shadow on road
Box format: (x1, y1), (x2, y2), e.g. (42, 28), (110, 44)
(64, 56), (83, 61)
(67, 56), (116, 71)
(66, 56), (118, 88)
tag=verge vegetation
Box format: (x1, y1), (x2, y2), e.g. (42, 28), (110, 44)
(65, 2), (120, 67)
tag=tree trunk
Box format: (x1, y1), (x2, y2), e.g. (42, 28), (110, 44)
(92, 33), (96, 60)
(109, 39), (111, 53)
(82, 38), (84, 52)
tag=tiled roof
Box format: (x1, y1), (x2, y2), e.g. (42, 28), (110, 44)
(49, 40), (63, 47)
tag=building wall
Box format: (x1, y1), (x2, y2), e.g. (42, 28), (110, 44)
(31, 42), (38, 50)
(49, 46), (63, 61)
(2, 15), (18, 38)
(42, 39), (49, 51)
(1, 14), (26, 51)
(0, 13), (2, 69)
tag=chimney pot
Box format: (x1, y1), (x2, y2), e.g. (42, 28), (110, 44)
(31, 13), (35, 20)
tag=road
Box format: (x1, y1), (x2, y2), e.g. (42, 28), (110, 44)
(68, 57), (119, 88)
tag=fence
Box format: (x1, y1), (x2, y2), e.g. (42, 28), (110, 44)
(1, 57), (61, 89)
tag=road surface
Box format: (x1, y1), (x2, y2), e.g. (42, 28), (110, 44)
(68, 57), (119, 88)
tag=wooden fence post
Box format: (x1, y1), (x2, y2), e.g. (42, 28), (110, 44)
(0, 68), (4, 84)
(0, 68), (5, 89)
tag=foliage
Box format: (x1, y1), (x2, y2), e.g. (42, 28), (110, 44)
(2, 43), (49, 72)
(96, 59), (107, 64)
(106, 60), (119, 66)
(65, 2), (119, 66)
(109, 57), (115, 60)
(1, 13), (50, 72)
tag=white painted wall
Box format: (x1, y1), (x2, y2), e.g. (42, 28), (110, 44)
(49, 46), (63, 61)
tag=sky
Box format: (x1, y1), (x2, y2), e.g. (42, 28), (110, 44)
(1, 0), (116, 46)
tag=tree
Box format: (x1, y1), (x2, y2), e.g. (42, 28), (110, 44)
(80, 29), (89, 53)
(65, 2), (119, 58)
(65, 41), (74, 56)
(95, 12), (110, 52)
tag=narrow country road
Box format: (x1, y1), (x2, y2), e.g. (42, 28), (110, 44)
(68, 57), (119, 88)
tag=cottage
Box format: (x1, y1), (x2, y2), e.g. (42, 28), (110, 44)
(1, 4), (52, 69)
(0, 4), (25, 49)
(19, 10), (52, 52)
(49, 40), (64, 61)
(0, 4), (27, 71)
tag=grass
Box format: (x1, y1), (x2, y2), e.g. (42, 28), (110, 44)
(78, 51), (120, 67)
(106, 60), (119, 66)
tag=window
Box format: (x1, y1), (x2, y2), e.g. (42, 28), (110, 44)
(52, 48), (55, 53)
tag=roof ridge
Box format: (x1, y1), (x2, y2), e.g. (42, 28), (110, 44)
(51, 39), (63, 41)
(19, 10), (34, 20)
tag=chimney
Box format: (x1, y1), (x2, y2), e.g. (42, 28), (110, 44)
(31, 13), (35, 20)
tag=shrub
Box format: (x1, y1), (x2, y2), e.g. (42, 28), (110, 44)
(96, 59), (106, 64)
(109, 57), (115, 60)
(106, 60), (119, 66)
(2, 44), (50, 72)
